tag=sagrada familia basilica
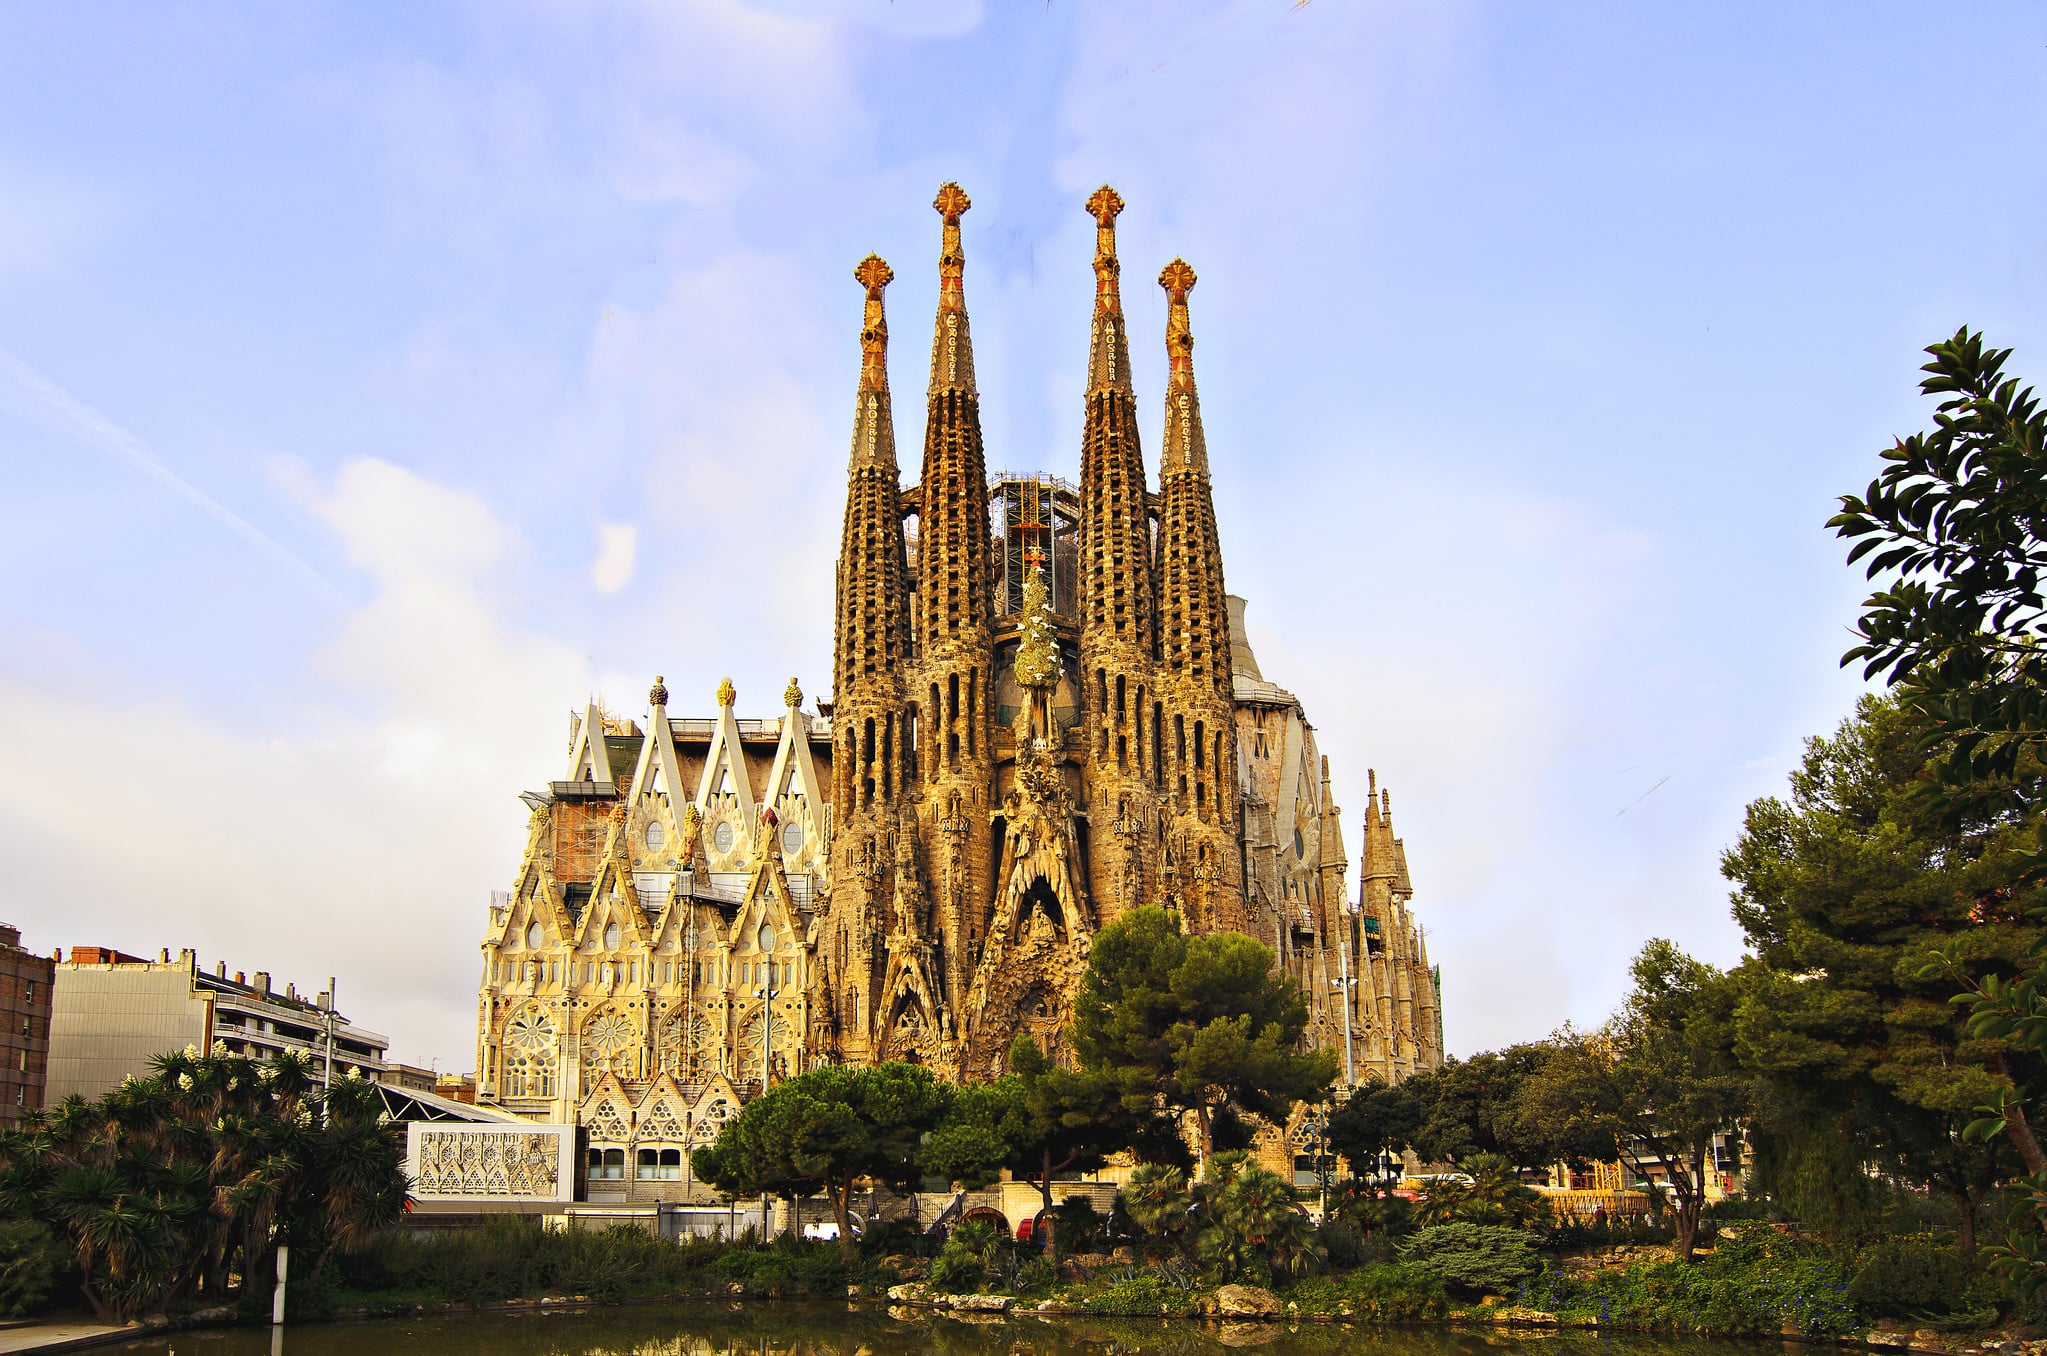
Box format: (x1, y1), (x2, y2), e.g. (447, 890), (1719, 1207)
(474, 186), (1443, 1196)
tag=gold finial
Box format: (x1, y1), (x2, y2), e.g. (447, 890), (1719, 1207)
(854, 253), (894, 296)
(716, 677), (735, 708)
(855, 255), (893, 393)
(933, 182), (971, 224)
(649, 674), (669, 708)
(783, 677), (803, 710)
(1087, 186), (1125, 320)
(1159, 257), (1197, 298)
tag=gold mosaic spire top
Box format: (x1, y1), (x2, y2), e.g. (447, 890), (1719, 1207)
(1159, 257), (1207, 476)
(847, 255), (899, 471)
(928, 182), (978, 397)
(855, 254), (893, 393)
(783, 676), (803, 710)
(716, 676), (736, 709)
(1085, 185), (1133, 396)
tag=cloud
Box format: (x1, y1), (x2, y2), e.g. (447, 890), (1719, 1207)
(591, 522), (638, 595)
(0, 458), (589, 1069)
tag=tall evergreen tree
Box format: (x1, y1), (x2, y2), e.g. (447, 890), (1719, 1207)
(1724, 695), (2037, 1251)
(1069, 906), (1335, 1172)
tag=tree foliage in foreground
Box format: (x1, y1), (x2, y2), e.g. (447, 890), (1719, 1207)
(0, 1047), (406, 1320)
(1069, 906), (1336, 1170)
(1328, 1043), (1613, 1175)
(690, 1061), (948, 1259)
(1832, 329), (2047, 1289)
(921, 1031), (1136, 1257)
(1833, 327), (2047, 823)
(1121, 1150), (1321, 1284)
(1523, 942), (1746, 1263)
(1723, 693), (2036, 1251)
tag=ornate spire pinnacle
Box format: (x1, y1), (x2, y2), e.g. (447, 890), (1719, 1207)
(1014, 567), (1062, 692)
(783, 676), (803, 710)
(855, 254), (893, 393)
(649, 674), (668, 709)
(716, 677), (735, 709)
(1158, 258), (1208, 476)
(1085, 186), (1133, 395)
(848, 255), (899, 471)
(928, 183), (977, 397)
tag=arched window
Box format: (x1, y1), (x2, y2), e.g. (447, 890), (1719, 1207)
(604, 922), (622, 950)
(646, 820), (665, 850)
(526, 921), (544, 949)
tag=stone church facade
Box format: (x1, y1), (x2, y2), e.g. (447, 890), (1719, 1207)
(474, 186), (1442, 1199)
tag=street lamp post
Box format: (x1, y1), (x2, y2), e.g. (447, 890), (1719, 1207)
(319, 976), (338, 1101)
(754, 973), (779, 1243)
(1331, 942), (1358, 1087)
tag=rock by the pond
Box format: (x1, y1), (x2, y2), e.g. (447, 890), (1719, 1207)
(947, 1293), (1010, 1313)
(1213, 1284), (1282, 1319)
(1110, 1245), (1137, 1264)
(189, 1306), (236, 1325)
(886, 1282), (932, 1304)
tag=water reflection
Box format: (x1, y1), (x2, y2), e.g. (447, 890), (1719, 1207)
(129, 1305), (1792, 1356)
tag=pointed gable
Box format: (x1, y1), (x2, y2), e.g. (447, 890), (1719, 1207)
(762, 679), (828, 868)
(564, 702), (619, 788)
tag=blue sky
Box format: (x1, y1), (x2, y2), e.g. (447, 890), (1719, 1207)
(2, 1), (2043, 1071)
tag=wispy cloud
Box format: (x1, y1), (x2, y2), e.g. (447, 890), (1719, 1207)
(0, 345), (337, 596)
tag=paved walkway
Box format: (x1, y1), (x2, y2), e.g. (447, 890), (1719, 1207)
(0, 1321), (134, 1354)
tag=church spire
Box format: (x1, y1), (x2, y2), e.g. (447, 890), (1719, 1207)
(1154, 255), (1232, 698)
(833, 254), (912, 814)
(1085, 185), (1134, 396)
(1076, 185), (1158, 921)
(1158, 258), (1208, 476)
(850, 254), (898, 468)
(1150, 253), (1241, 928)
(928, 182), (978, 398)
(912, 184), (997, 1024)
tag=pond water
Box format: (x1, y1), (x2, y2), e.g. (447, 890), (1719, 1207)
(115, 1305), (1798, 1356)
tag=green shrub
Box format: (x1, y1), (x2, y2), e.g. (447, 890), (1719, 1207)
(858, 1215), (931, 1258)
(1051, 1197), (1103, 1253)
(1002, 1253), (1058, 1298)
(1316, 1217), (1389, 1269)
(1517, 1231), (1860, 1336)
(930, 1219), (1001, 1293)
(1282, 1262), (1449, 1320)
(1082, 1274), (1197, 1317)
(1850, 1237), (1971, 1317)
(331, 1229), (424, 1293)
(0, 1220), (63, 1317)
(1398, 1223), (1542, 1296)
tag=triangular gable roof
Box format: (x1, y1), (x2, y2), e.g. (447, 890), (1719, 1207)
(575, 841), (654, 951)
(762, 688), (827, 851)
(629, 692), (691, 851)
(565, 703), (619, 787)
(581, 1071), (635, 1142)
(725, 830), (803, 952)
(693, 695), (757, 823)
